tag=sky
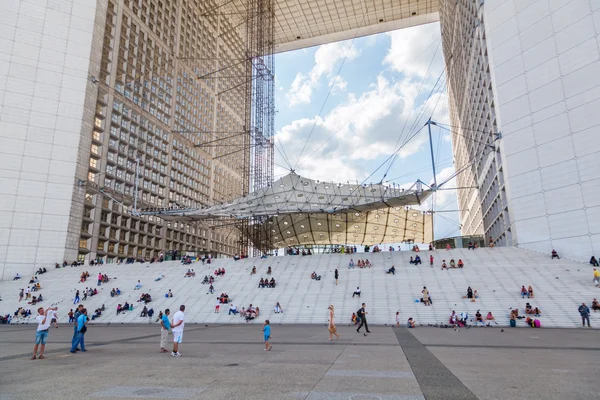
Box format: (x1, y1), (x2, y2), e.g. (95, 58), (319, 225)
(272, 22), (462, 245)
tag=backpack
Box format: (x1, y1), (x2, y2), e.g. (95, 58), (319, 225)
(534, 319), (541, 328)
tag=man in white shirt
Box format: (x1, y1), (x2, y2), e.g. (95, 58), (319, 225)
(32, 306), (57, 360)
(171, 305), (185, 357)
(229, 303), (238, 315)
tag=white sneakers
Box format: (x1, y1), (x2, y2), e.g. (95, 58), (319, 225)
(171, 352), (182, 357)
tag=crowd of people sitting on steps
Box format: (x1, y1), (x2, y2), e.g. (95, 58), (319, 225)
(7, 242), (600, 331)
(137, 293), (152, 304)
(184, 269), (196, 277)
(258, 278), (276, 288)
(348, 259), (372, 268)
(440, 259), (464, 269)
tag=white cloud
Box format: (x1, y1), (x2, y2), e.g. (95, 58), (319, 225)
(384, 23), (443, 78)
(277, 71), (445, 182)
(287, 73), (313, 106)
(286, 41), (359, 106)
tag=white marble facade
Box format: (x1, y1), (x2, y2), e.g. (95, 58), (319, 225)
(0, 0), (101, 279)
(484, 0), (600, 261)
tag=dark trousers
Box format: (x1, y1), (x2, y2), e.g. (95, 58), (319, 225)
(357, 318), (369, 332)
(582, 315), (590, 326)
(353, 292), (360, 297)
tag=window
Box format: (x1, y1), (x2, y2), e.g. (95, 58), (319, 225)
(79, 239), (88, 249)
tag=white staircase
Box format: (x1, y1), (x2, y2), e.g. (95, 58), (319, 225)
(1, 247), (597, 328)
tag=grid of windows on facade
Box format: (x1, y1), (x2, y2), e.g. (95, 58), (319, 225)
(440, 0), (511, 246)
(80, 0), (245, 263)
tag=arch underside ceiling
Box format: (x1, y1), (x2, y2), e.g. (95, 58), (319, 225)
(251, 208), (433, 248)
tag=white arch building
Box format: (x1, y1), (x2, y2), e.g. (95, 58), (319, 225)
(0, 0), (598, 279)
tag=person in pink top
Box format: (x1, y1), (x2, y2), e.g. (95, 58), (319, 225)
(97, 273), (103, 287)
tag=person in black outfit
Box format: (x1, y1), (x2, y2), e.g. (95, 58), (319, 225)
(356, 303), (370, 336)
(334, 269), (339, 285)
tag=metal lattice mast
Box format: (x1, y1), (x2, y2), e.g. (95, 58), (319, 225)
(239, 0), (275, 255)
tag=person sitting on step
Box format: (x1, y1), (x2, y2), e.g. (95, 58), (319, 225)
(409, 256), (415, 265)
(590, 256), (599, 267)
(475, 310), (484, 325)
(592, 298), (600, 312)
(441, 260), (448, 270)
(450, 259), (456, 268)
(457, 259), (464, 268)
(525, 303), (534, 314)
(267, 266), (272, 275)
(259, 278), (265, 288)
(551, 249), (560, 259)
(521, 285), (528, 298)
(532, 307), (541, 316)
(528, 286), (534, 298)
(407, 317), (415, 328)
(352, 287), (361, 297)
(386, 266), (395, 275)
(269, 278), (276, 288)
(414, 255), (422, 265)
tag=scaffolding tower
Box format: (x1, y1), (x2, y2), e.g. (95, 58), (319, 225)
(240, 0), (276, 255)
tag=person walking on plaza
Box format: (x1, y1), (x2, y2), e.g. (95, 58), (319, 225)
(73, 290), (80, 304)
(19, 288), (24, 302)
(70, 308), (88, 353)
(71, 305), (84, 350)
(334, 269), (339, 285)
(31, 306), (57, 360)
(159, 308), (171, 353)
(171, 305), (185, 357)
(327, 305), (340, 340)
(579, 303), (591, 327)
(263, 320), (272, 351)
(356, 303), (370, 336)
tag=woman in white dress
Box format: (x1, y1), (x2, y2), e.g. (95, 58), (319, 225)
(328, 305), (340, 341)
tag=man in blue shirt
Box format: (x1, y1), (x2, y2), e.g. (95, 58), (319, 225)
(160, 309), (171, 353)
(71, 305), (84, 350)
(70, 308), (88, 353)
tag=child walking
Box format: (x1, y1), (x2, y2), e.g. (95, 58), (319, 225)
(263, 320), (272, 351)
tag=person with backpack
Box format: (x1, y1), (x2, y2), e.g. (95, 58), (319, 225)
(356, 303), (370, 336)
(70, 308), (88, 353)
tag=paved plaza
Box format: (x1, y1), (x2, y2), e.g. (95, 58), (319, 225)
(0, 324), (598, 400)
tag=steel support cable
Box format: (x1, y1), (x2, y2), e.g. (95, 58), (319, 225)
(275, 138), (293, 170)
(435, 124), (494, 149)
(294, 36), (442, 170)
(382, 20), (476, 181)
(381, 71), (447, 180)
(293, 0), (377, 171)
(379, 40), (442, 180)
(201, 0), (238, 17)
(326, 124), (428, 212)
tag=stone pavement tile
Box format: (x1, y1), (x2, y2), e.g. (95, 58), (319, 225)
(410, 326), (600, 349)
(429, 347), (600, 400)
